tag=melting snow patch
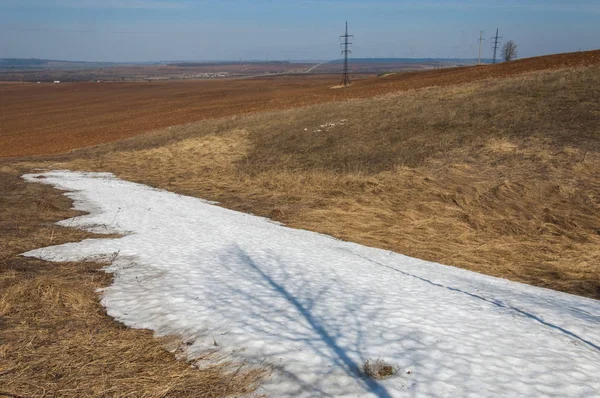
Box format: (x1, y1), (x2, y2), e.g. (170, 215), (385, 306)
(22, 170), (600, 398)
(312, 119), (347, 133)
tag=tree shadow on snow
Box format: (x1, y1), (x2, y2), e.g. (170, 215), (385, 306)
(204, 244), (412, 397)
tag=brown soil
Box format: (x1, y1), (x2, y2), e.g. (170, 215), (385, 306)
(2, 50), (599, 158)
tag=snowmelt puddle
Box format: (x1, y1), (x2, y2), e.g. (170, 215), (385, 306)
(22, 171), (600, 397)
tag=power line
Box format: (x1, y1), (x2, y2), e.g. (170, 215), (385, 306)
(491, 28), (502, 64)
(478, 30), (484, 65)
(339, 21), (353, 87)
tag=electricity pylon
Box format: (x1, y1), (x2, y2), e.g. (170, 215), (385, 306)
(491, 28), (502, 64)
(340, 21), (353, 87)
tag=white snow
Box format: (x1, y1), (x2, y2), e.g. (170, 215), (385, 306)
(22, 170), (600, 398)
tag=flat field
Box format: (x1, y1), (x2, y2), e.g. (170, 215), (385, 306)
(0, 61), (315, 82)
(0, 59), (443, 82)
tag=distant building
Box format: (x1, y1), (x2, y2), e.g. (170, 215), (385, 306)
(53, 80), (60, 84)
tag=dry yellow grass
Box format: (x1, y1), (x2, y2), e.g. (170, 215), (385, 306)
(37, 65), (599, 300)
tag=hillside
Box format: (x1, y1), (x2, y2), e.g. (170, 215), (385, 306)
(1, 51), (600, 396)
(7, 56), (597, 299)
(1, 50), (598, 158)
(0, 58), (124, 70)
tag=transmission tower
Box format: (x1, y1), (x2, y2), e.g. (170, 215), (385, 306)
(340, 21), (353, 87)
(478, 30), (484, 65)
(491, 28), (502, 64)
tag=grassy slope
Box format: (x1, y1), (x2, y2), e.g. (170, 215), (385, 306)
(35, 65), (599, 300)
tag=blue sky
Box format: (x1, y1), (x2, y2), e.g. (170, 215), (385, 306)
(0, 0), (598, 62)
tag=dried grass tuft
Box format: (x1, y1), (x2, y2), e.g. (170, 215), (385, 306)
(363, 359), (396, 380)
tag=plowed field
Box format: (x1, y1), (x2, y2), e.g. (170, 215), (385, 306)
(1, 50), (598, 158)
